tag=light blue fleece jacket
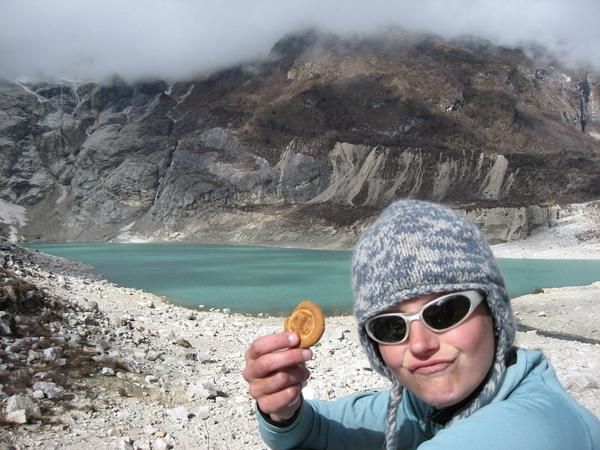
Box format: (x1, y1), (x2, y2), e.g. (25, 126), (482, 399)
(258, 348), (600, 450)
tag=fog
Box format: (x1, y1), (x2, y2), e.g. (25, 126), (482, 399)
(1, 0), (599, 82)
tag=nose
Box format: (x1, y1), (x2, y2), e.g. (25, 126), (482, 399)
(407, 320), (439, 356)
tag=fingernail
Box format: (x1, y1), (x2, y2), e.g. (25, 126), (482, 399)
(302, 349), (312, 361)
(288, 333), (299, 345)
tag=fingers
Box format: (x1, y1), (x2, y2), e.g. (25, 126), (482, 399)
(257, 385), (304, 417)
(245, 332), (299, 361)
(250, 347), (312, 379)
(244, 332), (312, 381)
(242, 332), (313, 420)
(249, 364), (310, 400)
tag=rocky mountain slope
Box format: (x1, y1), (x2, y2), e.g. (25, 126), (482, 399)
(1, 29), (599, 246)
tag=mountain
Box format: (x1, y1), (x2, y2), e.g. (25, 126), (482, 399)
(1, 29), (599, 247)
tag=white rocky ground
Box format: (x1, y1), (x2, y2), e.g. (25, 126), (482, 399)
(492, 201), (600, 259)
(0, 204), (599, 449)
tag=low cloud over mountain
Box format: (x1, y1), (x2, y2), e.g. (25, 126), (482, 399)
(1, 0), (600, 81)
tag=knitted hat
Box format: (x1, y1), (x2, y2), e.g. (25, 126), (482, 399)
(352, 200), (515, 450)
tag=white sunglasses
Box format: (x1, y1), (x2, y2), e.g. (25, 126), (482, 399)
(365, 290), (484, 345)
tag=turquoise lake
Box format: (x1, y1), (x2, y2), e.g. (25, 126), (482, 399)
(25, 243), (600, 316)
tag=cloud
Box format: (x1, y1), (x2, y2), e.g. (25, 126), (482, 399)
(1, 0), (599, 82)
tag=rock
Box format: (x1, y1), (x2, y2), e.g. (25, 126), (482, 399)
(95, 338), (111, 353)
(27, 350), (43, 364)
(94, 355), (138, 373)
(4, 285), (17, 302)
(196, 406), (210, 420)
(121, 314), (134, 325)
(143, 425), (159, 435)
(0, 321), (12, 335)
(32, 390), (45, 399)
(136, 440), (152, 450)
(184, 352), (197, 361)
(166, 406), (193, 420)
(144, 375), (159, 384)
(78, 299), (99, 312)
(153, 438), (172, 450)
(565, 375), (600, 393)
(5, 395), (41, 419)
(6, 409), (28, 424)
(32, 381), (65, 399)
(174, 338), (192, 348)
(0, 311), (13, 335)
(42, 346), (61, 361)
(187, 380), (218, 400)
(117, 437), (134, 450)
(146, 350), (161, 361)
(5, 344), (18, 353)
(101, 367), (116, 376)
(185, 351), (214, 363)
(52, 336), (67, 346)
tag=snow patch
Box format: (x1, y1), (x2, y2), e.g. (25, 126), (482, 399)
(55, 185), (68, 205)
(114, 221), (152, 243)
(119, 222), (136, 232)
(0, 198), (27, 242)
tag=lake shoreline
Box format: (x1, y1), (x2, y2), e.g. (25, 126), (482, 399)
(1, 241), (599, 449)
(24, 241), (600, 316)
(20, 234), (600, 260)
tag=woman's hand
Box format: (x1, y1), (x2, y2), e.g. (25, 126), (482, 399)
(243, 331), (313, 423)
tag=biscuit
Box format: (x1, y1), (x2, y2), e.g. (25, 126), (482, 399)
(284, 300), (325, 348)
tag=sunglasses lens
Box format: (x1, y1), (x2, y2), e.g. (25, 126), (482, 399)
(369, 316), (408, 343)
(422, 294), (471, 330)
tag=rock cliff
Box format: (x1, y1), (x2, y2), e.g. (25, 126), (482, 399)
(1, 30), (599, 247)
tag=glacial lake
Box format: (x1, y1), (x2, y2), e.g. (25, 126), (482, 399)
(25, 243), (600, 316)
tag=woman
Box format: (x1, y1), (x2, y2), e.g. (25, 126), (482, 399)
(243, 200), (600, 449)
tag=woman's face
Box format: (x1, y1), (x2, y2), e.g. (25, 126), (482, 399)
(378, 293), (495, 408)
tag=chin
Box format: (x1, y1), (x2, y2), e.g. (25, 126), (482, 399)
(429, 397), (460, 409)
(417, 388), (466, 409)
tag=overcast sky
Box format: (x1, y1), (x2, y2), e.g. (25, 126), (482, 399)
(1, 0), (599, 82)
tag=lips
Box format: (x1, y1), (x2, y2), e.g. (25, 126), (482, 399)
(408, 359), (454, 375)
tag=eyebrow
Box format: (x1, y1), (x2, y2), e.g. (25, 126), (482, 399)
(391, 296), (440, 314)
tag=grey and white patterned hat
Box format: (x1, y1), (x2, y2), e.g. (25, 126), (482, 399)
(351, 199), (516, 449)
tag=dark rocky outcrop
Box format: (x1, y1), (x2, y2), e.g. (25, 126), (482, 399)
(1, 30), (599, 247)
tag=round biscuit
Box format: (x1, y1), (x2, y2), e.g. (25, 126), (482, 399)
(284, 300), (325, 348)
